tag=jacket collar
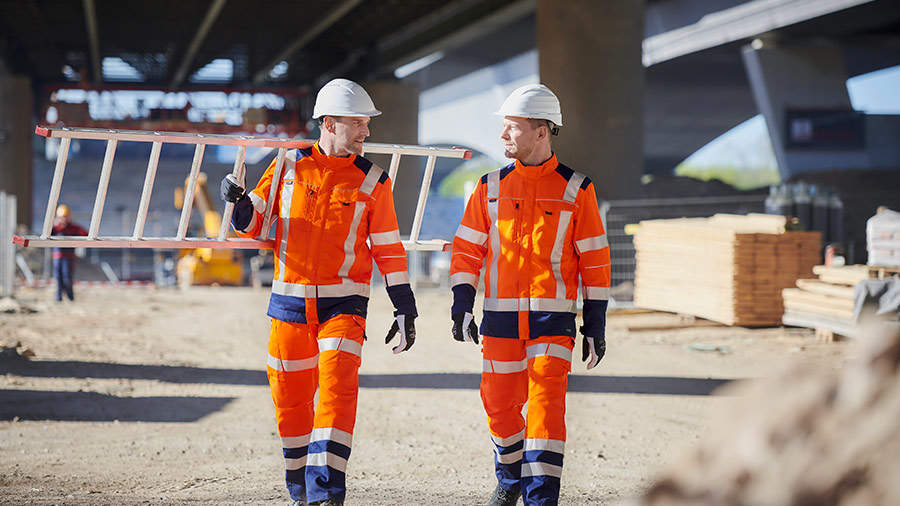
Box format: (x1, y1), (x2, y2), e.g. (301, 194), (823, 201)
(514, 153), (559, 178)
(312, 142), (357, 168)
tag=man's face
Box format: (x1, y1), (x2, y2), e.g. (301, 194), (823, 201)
(329, 116), (371, 155)
(500, 116), (541, 160)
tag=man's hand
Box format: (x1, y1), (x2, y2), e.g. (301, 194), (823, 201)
(451, 312), (479, 344)
(220, 174), (246, 203)
(385, 313), (416, 354)
(581, 335), (606, 370)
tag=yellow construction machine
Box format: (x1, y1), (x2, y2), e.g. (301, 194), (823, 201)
(173, 172), (243, 287)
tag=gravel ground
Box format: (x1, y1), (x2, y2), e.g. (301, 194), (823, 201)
(0, 285), (849, 505)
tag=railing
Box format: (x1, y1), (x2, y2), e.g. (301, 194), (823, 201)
(15, 126), (471, 251)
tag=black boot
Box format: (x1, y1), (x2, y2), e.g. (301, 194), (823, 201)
(487, 483), (521, 506)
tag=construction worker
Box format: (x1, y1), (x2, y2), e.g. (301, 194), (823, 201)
(220, 79), (417, 506)
(51, 204), (87, 302)
(450, 84), (610, 506)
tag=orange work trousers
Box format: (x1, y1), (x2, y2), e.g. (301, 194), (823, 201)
(267, 315), (365, 505)
(481, 335), (574, 505)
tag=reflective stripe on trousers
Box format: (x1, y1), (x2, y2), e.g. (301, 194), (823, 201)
(481, 335), (573, 505)
(267, 315), (365, 504)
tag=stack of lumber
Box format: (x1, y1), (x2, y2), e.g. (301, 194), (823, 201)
(782, 264), (900, 339)
(633, 214), (821, 326)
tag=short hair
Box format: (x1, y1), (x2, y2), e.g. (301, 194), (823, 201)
(527, 118), (559, 136)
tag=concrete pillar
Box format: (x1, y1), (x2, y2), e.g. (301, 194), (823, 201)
(742, 44), (867, 178)
(0, 75), (32, 227)
(364, 80), (420, 235)
(537, 0), (644, 199)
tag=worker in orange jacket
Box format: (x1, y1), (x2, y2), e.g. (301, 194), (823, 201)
(450, 84), (610, 506)
(221, 79), (416, 506)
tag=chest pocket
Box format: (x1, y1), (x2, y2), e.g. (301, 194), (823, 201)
(534, 199), (577, 259)
(325, 188), (368, 232)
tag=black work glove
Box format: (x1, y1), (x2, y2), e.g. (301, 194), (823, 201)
(581, 335), (606, 370)
(451, 312), (479, 344)
(385, 312), (416, 354)
(220, 174), (246, 203)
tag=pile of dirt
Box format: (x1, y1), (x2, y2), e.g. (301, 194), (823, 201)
(640, 321), (900, 506)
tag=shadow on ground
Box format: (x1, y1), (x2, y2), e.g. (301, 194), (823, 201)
(2, 359), (734, 395)
(0, 389), (235, 422)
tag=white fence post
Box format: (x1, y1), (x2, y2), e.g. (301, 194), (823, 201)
(0, 192), (17, 297)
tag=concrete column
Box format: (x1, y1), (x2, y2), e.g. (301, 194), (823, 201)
(537, 0), (644, 199)
(363, 80), (420, 235)
(742, 44), (866, 178)
(0, 75), (32, 227)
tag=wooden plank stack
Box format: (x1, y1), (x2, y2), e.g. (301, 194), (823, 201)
(633, 214), (821, 326)
(782, 264), (900, 339)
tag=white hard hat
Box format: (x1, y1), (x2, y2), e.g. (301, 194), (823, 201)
(495, 84), (562, 127)
(312, 78), (381, 119)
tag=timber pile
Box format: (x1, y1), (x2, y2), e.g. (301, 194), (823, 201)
(633, 214), (821, 326)
(782, 264), (900, 339)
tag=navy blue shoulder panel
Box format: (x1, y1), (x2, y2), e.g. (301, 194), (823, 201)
(555, 163), (574, 181)
(480, 174), (488, 184)
(580, 176), (593, 190)
(297, 147), (313, 158)
(499, 162), (515, 180)
(353, 155), (374, 173)
(378, 171), (389, 184)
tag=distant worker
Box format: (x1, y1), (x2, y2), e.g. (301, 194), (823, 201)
(51, 204), (87, 302)
(449, 84), (610, 505)
(220, 78), (417, 506)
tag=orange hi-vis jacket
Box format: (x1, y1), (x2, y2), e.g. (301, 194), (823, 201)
(450, 154), (610, 340)
(235, 143), (416, 324)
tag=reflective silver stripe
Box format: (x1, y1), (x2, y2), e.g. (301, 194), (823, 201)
(318, 337), (362, 358)
(285, 456), (306, 471)
(521, 461), (563, 478)
(370, 229), (401, 246)
(277, 166), (295, 281)
(267, 353), (318, 372)
(526, 343), (572, 363)
(385, 271), (409, 286)
(359, 165), (383, 196)
(281, 434), (311, 448)
(483, 358), (526, 374)
(549, 210), (572, 299)
(483, 297), (576, 313)
(249, 192), (267, 213)
(491, 429), (525, 447)
(455, 224), (488, 245)
(583, 286), (610, 300)
(306, 451), (348, 472)
(338, 201), (366, 277)
(285, 149), (297, 162)
(563, 173), (585, 203)
(575, 234), (608, 253)
(496, 449), (523, 464)
(487, 171), (500, 299)
(524, 438), (566, 454)
(450, 271), (478, 288)
(310, 426), (353, 447)
(271, 280), (370, 298)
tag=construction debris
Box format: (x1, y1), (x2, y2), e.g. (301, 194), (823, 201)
(639, 322), (900, 506)
(633, 214), (821, 326)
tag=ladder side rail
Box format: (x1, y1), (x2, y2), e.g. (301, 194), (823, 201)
(87, 139), (118, 239)
(36, 127), (471, 158)
(218, 145), (247, 240)
(387, 153), (401, 189)
(408, 155), (437, 244)
(133, 141), (163, 239)
(176, 144), (206, 240)
(19, 236), (275, 249)
(260, 148), (287, 240)
(41, 137), (71, 239)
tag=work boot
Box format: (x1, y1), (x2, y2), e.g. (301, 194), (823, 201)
(313, 500), (342, 506)
(487, 484), (521, 506)
(289, 499), (307, 506)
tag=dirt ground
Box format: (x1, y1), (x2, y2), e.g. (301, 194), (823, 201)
(0, 285), (850, 505)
